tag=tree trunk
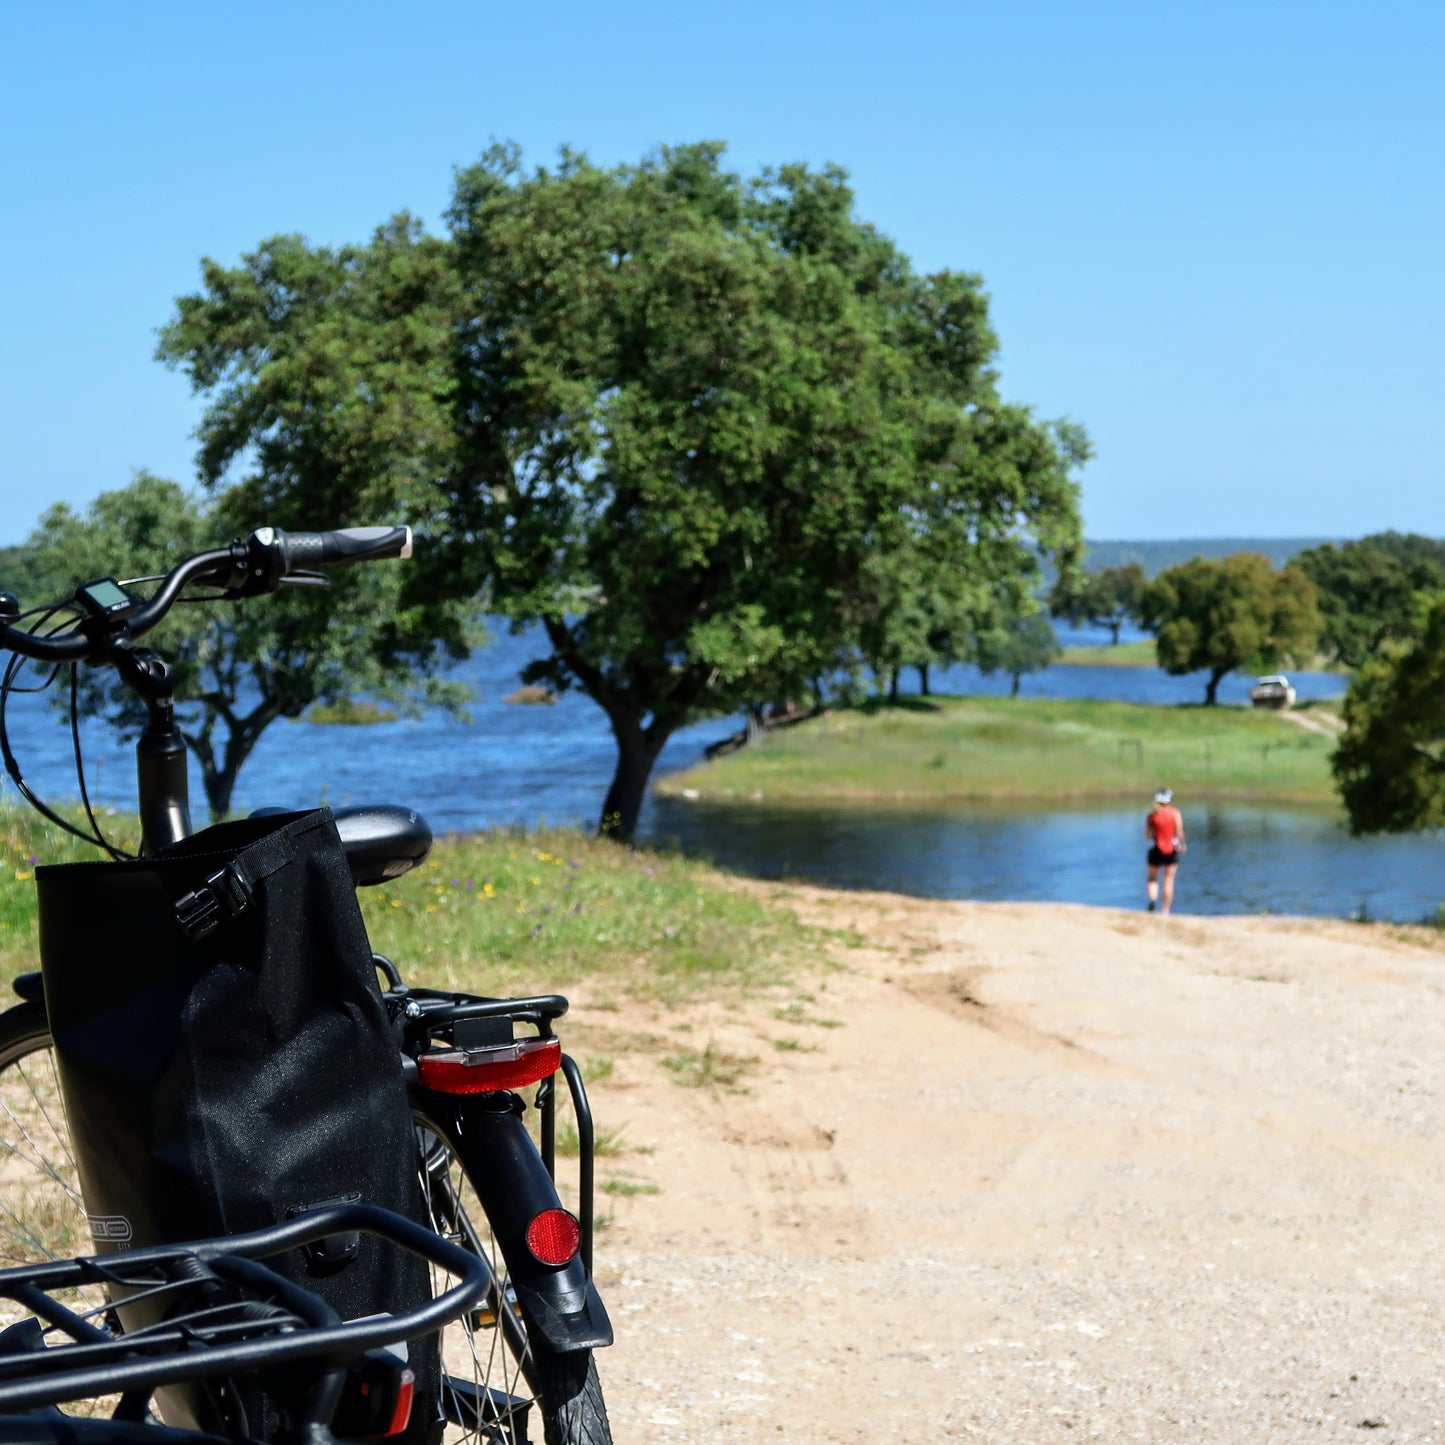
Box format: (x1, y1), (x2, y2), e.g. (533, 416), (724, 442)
(1109, 621), (1122, 644)
(1010, 671), (1022, 698)
(184, 701), (282, 822)
(598, 716), (674, 841)
(888, 669), (901, 702)
(1204, 667), (1227, 705)
(917, 663), (930, 696)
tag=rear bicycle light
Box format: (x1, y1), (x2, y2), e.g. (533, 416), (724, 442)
(384, 1370), (415, 1438)
(337, 1356), (415, 1439)
(416, 1035), (562, 1094)
(525, 1208), (581, 1267)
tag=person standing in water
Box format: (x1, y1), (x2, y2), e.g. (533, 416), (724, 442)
(1146, 788), (1186, 914)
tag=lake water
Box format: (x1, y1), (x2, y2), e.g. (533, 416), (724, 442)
(648, 796), (1440, 921)
(5, 623), (1440, 921)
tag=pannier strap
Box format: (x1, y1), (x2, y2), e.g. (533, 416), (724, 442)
(173, 830), (300, 941)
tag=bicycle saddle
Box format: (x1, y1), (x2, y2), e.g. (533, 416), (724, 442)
(250, 804), (433, 886)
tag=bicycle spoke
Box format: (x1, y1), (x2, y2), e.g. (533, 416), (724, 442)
(419, 1123), (541, 1445)
(0, 1065), (85, 1207)
(0, 1030), (108, 1326)
(18, 1050), (79, 1178)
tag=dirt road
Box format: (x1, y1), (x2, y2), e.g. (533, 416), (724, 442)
(569, 887), (1445, 1443)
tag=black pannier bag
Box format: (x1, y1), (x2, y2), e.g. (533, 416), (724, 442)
(36, 807), (440, 1442)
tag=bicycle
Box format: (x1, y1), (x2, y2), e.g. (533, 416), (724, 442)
(0, 527), (612, 1445)
(0, 1202), (488, 1443)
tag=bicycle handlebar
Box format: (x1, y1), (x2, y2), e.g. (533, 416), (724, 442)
(261, 525), (414, 569)
(0, 525), (414, 665)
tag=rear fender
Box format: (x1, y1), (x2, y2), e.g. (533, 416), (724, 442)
(414, 1089), (612, 1353)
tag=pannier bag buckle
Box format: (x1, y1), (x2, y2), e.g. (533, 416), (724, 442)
(174, 863), (255, 940)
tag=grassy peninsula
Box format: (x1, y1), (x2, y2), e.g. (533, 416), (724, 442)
(657, 696), (1339, 806)
(1060, 639), (1157, 667)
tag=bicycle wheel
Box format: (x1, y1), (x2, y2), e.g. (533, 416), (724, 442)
(414, 1110), (611, 1445)
(0, 1001), (107, 1316)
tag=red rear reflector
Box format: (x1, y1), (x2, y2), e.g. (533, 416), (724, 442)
(525, 1208), (581, 1266)
(417, 1036), (561, 1094)
(384, 1369), (415, 1437)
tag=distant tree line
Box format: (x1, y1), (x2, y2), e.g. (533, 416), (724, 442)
(1045, 531), (1445, 705)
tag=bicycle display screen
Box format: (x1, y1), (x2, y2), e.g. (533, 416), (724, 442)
(75, 578), (136, 617)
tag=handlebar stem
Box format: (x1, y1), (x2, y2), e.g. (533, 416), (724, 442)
(113, 648), (193, 853)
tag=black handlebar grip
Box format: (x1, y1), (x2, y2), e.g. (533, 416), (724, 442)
(252, 527), (414, 572)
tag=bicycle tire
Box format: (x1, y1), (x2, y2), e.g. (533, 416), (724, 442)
(0, 1003), (102, 1299)
(413, 1107), (611, 1445)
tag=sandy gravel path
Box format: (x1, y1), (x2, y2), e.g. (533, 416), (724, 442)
(565, 888), (1445, 1443)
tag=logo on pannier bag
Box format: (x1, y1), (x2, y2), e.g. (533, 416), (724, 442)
(87, 1215), (133, 1247)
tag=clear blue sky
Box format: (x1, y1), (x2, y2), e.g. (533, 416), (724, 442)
(2, 0), (1441, 545)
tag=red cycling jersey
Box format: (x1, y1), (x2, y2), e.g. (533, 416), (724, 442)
(1147, 805), (1183, 855)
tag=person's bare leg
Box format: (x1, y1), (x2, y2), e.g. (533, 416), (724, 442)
(1147, 864), (1159, 910)
(1161, 864), (1178, 914)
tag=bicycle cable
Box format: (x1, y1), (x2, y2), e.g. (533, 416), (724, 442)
(69, 662), (131, 862)
(0, 602), (129, 855)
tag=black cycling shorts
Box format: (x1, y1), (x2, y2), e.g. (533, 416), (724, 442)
(1148, 846), (1180, 868)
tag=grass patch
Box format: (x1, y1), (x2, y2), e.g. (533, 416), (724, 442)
(305, 699), (398, 725)
(1060, 639), (1158, 667)
(660, 1040), (758, 1090)
(359, 826), (822, 1001)
(598, 1177), (659, 1198)
(552, 1120), (628, 1159)
(656, 696), (1340, 806)
(0, 809), (827, 1005)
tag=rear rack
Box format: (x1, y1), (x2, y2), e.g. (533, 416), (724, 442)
(388, 979), (598, 1275)
(0, 1205), (485, 1417)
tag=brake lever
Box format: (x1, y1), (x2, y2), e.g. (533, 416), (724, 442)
(279, 572), (332, 590)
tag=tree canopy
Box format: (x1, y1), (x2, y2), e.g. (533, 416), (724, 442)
(161, 141), (1088, 838)
(1332, 594), (1445, 833)
(1294, 532), (1445, 670)
(26, 474), (474, 820)
(1049, 562), (1145, 644)
(1138, 553), (1322, 704)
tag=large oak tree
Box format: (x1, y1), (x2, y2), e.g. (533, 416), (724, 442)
(437, 144), (1085, 833)
(163, 143), (1087, 838)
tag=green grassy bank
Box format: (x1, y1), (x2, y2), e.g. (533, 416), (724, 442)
(1058, 641), (1345, 674)
(0, 810), (823, 1001)
(657, 696), (1338, 807)
(1059, 639), (1157, 667)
